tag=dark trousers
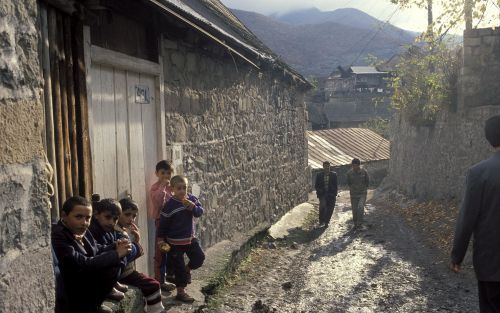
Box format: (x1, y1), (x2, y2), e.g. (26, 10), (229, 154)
(57, 267), (120, 313)
(155, 220), (174, 283)
(479, 281), (500, 313)
(120, 271), (161, 305)
(168, 239), (205, 288)
(319, 195), (335, 225)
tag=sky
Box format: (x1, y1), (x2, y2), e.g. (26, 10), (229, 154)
(220, 0), (499, 34)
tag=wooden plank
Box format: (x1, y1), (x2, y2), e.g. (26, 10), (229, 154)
(113, 69), (131, 200)
(126, 71), (149, 274)
(91, 45), (160, 76)
(74, 21), (93, 198)
(40, 3), (60, 218)
(64, 15), (79, 196)
(48, 8), (66, 204)
(90, 65), (104, 197)
(99, 66), (118, 198)
(57, 12), (73, 197)
(140, 73), (158, 274)
(157, 39), (167, 159)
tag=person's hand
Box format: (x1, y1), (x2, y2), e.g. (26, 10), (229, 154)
(450, 262), (461, 273)
(129, 223), (140, 243)
(183, 199), (195, 210)
(116, 239), (132, 258)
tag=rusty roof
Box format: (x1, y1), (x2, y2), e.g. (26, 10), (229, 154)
(308, 128), (390, 169)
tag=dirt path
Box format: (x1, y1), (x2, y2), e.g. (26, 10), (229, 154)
(207, 191), (478, 313)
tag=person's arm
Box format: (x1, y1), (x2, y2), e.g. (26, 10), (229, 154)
(52, 231), (120, 271)
(347, 172), (352, 189)
(157, 203), (171, 240)
(451, 168), (482, 268)
(332, 173), (338, 197)
(189, 195), (204, 217)
(315, 173), (323, 197)
(148, 184), (165, 220)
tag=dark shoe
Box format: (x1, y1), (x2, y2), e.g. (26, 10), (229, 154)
(165, 274), (175, 284)
(107, 288), (125, 301)
(161, 282), (176, 292)
(115, 282), (128, 293)
(175, 292), (195, 303)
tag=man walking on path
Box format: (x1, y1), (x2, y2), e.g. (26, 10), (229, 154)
(315, 161), (338, 227)
(346, 158), (369, 229)
(451, 115), (500, 313)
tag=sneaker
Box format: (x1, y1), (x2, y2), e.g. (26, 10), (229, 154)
(161, 282), (176, 292)
(107, 288), (125, 301)
(175, 292), (195, 303)
(98, 304), (113, 313)
(115, 282), (128, 293)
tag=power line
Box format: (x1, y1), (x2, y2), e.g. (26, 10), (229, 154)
(349, 7), (401, 66)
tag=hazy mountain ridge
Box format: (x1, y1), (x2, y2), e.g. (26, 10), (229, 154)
(232, 8), (417, 77)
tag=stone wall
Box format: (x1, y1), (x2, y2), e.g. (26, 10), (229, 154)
(0, 1), (54, 312)
(386, 27), (500, 200)
(161, 35), (309, 248)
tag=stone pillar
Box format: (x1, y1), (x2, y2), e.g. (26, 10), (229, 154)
(0, 0), (55, 312)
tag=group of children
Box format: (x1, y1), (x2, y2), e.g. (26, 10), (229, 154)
(52, 161), (205, 313)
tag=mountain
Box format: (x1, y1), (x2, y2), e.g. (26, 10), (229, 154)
(232, 8), (417, 78)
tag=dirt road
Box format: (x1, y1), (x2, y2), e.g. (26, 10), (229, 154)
(208, 191), (478, 313)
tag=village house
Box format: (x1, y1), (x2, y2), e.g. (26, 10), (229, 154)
(0, 0), (311, 311)
(307, 65), (392, 129)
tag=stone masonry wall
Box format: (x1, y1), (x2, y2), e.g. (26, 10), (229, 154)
(0, 1), (54, 312)
(161, 35), (309, 248)
(386, 27), (500, 200)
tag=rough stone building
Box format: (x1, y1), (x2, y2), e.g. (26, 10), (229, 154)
(0, 0), (310, 311)
(386, 27), (500, 200)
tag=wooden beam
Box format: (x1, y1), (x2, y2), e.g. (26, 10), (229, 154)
(57, 12), (74, 198)
(40, 3), (60, 220)
(74, 21), (93, 199)
(42, 0), (76, 15)
(90, 45), (161, 75)
(64, 15), (79, 196)
(49, 8), (66, 205)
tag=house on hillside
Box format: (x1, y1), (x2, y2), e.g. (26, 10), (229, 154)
(0, 0), (310, 310)
(307, 65), (393, 129)
(308, 128), (390, 187)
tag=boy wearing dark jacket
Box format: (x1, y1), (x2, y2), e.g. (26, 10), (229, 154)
(52, 196), (131, 313)
(157, 175), (205, 303)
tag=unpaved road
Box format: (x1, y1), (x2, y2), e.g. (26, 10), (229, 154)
(208, 191), (478, 313)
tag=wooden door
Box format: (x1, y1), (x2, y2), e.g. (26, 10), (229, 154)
(89, 64), (158, 274)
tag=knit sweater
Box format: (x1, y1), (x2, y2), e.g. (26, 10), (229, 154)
(157, 194), (204, 245)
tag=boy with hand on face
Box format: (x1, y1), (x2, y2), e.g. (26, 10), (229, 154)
(116, 197), (166, 313)
(52, 196), (132, 313)
(148, 160), (176, 291)
(157, 175), (205, 303)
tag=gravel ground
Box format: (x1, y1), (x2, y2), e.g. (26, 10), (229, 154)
(207, 191), (478, 313)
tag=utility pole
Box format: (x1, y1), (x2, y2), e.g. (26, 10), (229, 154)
(426, 0), (434, 39)
(464, 0), (473, 30)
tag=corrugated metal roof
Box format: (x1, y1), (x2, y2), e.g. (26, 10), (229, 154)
(349, 66), (385, 75)
(308, 128), (390, 169)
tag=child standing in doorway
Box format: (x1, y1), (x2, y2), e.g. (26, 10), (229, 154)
(148, 160), (176, 291)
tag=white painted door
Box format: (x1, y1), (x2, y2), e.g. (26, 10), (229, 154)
(89, 64), (158, 275)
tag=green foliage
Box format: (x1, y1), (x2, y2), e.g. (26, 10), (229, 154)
(390, 44), (459, 126)
(362, 117), (391, 139)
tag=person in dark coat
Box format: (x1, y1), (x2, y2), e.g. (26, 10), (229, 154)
(52, 196), (132, 313)
(451, 115), (500, 313)
(314, 161), (338, 227)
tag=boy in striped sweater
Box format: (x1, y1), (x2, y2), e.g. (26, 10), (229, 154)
(157, 175), (205, 303)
